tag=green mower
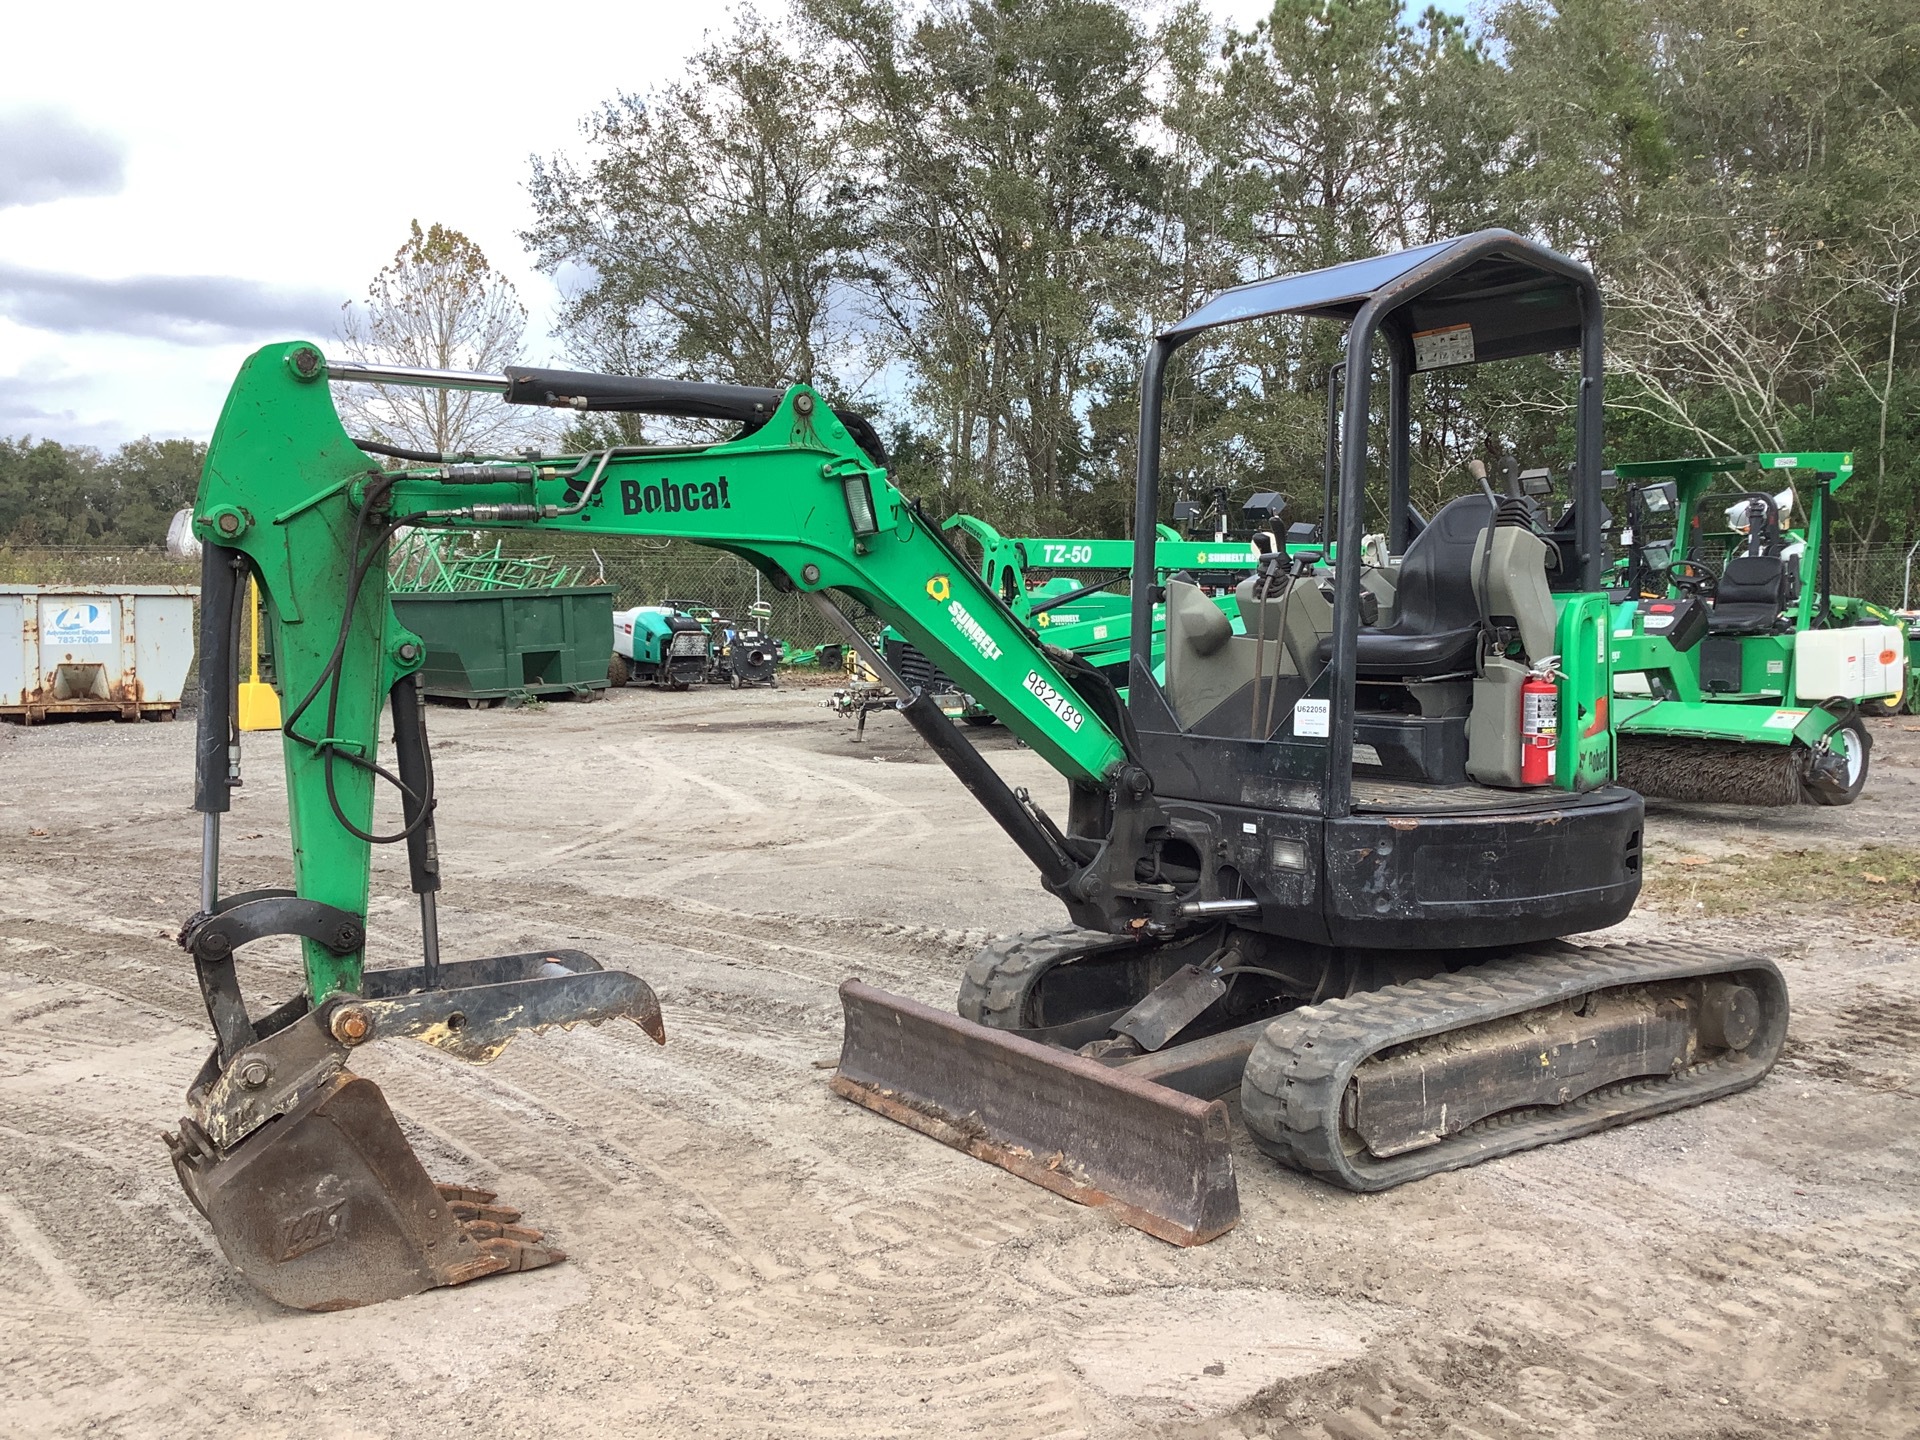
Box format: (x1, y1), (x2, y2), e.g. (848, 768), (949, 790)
(1608, 450), (1904, 805)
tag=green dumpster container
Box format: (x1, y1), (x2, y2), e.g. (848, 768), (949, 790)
(390, 586), (615, 703)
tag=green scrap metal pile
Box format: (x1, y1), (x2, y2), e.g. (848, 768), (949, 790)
(388, 533), (599, 592)
(384, 533), (614, 704)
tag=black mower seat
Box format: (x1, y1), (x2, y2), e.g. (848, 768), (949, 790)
(1707, 554), (1791, 635)
(1319, 494), (1492, 679)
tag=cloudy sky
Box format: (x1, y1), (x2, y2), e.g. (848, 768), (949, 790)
(1, 0), (1277, 449)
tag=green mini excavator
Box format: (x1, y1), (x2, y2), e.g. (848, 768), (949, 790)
(173, 230), (1784, 1309)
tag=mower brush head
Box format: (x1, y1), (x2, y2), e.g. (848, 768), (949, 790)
(1617, 736), (1805, 806)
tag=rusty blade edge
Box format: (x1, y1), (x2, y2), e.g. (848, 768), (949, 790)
(828, 1074), (1233, 1248)
(632, 1006), (666, 1045)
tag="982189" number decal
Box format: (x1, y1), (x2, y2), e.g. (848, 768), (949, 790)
(1023, 671), (1085, 731)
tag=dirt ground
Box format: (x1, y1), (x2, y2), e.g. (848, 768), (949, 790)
(0, 679), (1916, 1440)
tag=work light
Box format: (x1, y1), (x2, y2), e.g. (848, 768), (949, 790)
(843, 472), (880, 536)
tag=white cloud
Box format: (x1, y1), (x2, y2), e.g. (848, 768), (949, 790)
(0, 0), (748, 445)
(0, 264), (337, 343)
(0, 107), (127, 210)
(0, 0), (1285, 447)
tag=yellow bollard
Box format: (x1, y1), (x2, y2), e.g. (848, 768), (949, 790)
(236, 579), (282, 731)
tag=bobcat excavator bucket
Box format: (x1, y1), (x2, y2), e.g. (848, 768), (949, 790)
(832, 981), (1240, 1245)
(167, 945), (664, 1312)
(171, 1075), (557, 1312)
(180, 534), (666, 1310)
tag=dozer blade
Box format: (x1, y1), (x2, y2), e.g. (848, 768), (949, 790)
(169, 1073), (558, 1311)
(831, 980), (1238, 1246)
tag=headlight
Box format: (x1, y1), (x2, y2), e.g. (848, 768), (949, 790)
(843, 472), (879, 536)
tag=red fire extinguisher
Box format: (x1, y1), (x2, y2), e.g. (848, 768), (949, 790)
(1521, 662), (1559, 786)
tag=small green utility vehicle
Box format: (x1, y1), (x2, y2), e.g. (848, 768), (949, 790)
(1608, 451), (1903, 804)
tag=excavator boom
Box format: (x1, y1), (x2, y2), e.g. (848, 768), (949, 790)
(176, 342), (1201, 1307)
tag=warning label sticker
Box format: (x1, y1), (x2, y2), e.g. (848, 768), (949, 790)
(1412, 324), (1475, 371)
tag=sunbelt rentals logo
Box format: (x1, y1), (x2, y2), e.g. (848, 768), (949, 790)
(1024, 671), (1085, 731)
(948, 598), (1001, 661)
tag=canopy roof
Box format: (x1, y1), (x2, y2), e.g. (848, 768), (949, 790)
(1163, 229), (1591, 363)
(1613, 451), (1854, 490)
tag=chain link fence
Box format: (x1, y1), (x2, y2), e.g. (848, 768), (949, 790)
(9, 538), (1920, 647)
(0, 547), (200, 587)
(1823, 544), (1920, 613)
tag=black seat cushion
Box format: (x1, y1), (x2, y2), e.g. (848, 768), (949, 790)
(1351, 624), (1483, 675)
(1316, 494), (1493, 678)
(1707, 554), (1790, 635)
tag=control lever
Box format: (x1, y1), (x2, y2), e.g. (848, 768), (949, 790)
(1468, 457), (1499, 504)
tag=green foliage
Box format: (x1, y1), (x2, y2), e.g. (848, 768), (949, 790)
(526, 12), (869, 395)
(813, 0), (1169, 528)
(1484, 0), (1920, 538)
(513, 0), (1920, 543)
(0, 435), (204, 545)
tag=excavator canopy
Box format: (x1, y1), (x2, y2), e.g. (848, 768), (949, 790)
(1162, 228), (1590, 363)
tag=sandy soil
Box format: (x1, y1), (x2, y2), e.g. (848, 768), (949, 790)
(0, 683), (1915, 1439)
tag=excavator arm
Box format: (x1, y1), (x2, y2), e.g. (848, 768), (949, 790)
(197, 344), (1141, 992)
(173, 342), (1164, 1308)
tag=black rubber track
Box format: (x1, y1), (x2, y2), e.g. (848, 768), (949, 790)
(1240, 939), (1788, 1192)
(957, 928), (1127, 1029)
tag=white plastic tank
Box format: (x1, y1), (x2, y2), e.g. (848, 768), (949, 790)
(1794, 623), (1906, 702)
(0, 585), (199, 722)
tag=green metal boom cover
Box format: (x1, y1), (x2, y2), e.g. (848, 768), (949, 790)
(194, 342), (1128, 1008)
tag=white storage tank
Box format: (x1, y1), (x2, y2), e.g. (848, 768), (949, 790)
(0, 584), (199, 723)
(1794, 623), (1907, 703)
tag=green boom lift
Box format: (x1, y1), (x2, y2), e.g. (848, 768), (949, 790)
(172, 231), (1784, 1311)
(1608, 451), (1903, 804)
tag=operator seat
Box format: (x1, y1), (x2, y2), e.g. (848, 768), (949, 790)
(1706, 554), (1793, 635)
(1318, 494), (1493, 679)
